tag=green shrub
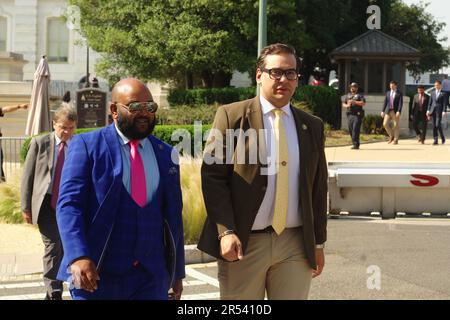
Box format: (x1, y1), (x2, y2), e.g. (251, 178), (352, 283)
(168, 87), (255, 106)
(157, 105), (218, 125)
(168, 85), (340, 128)
(0, 177), (22, 224)
(21, 125), (212, 162)
(293, 86), (340, 129)
(362, 114), (386, 135)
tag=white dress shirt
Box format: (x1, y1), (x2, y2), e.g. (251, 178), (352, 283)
(251, 95), (302, 230)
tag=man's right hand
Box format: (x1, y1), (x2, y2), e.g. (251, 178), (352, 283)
(220, 234), (243, 262)
(70, 258), (100, 292)
(381, 112), (385, 118)
(22, 211), (32, 224)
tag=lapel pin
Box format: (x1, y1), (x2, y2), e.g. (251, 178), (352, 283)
(302, 124), (308, 130)
(159, 144), (164, 150)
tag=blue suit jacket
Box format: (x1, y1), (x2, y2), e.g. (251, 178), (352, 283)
(56, 124), (185, 282)
(428, 90), (448, 115)
(382, 89), (403, 114)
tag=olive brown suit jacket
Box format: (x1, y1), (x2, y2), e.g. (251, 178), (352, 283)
(197, 97), (328, 269)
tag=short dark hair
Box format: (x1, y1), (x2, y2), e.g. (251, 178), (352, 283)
(417, 85), (425, 89)
(435, 80), (442, 85)
(390, 81), (398, 85)
(256, 43), (300, 71)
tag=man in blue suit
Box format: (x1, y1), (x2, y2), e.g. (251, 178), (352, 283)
(56, 78), (185, 300)
(427, 80), (448, 145)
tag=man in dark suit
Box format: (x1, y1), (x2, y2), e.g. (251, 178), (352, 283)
(21, 105), (77, 300)
(55, 78), (185, 300)
(411, 85), (430, 144)
(427, 80), (448, 145)
(381, 81), (403, 144)
(198, 43), (328, 300)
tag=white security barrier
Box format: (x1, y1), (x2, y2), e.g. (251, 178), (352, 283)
(328, 162), (450, 219)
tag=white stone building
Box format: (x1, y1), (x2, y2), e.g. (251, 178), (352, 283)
(0, 0), (101, 84)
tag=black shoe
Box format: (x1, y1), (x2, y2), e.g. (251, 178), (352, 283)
(442, 139), (446, 144)
(433, 141), (438, 145)
(45, 291), (62, 300)
(351, 145), (359, 150)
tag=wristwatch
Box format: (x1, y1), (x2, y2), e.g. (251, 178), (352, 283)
(315, 243), (325, 249)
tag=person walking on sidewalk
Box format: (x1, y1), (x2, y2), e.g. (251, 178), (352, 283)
(0, 103), (28, 182)
(441, 75), (450, 110)
(343, 82), (365, 149)
(411, 85), (429, 144)
(381, 81), (403, 144)
(55, 78), (185, 300)
(427, 80), (448, 145)
(21, 105), (77, 300)
(198, 43), (328, 300)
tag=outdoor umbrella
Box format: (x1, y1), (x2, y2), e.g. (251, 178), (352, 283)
(25, 56), (51, 136)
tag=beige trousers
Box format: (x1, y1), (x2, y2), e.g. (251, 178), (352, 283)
(383, 110), (400, 141)
(218, 227), (312, 300)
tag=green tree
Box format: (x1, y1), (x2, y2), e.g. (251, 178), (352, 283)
(71, 0), (449, 88)
(384, 1), (450, 77)
(69, 0), (257, 89)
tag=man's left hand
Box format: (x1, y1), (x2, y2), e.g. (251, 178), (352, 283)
(169, 279), (183, 300)
(396, 112), (401, 117)
(312, 248), (325, 278)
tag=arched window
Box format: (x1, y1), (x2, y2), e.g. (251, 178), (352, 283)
(47, 18), (69, 62)
(0, 17), (7, 51)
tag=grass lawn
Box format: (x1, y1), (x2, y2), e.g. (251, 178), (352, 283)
(326, 130), (386, 147)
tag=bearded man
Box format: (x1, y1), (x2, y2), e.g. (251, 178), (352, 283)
(56, 78), (185, 300)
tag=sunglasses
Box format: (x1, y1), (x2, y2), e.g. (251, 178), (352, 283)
(116, 101), (158, 113)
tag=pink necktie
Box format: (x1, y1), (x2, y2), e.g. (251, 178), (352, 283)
(51, 141), (65, 210)
(390, 92), (394, 110)
(130, 140), (147, 207)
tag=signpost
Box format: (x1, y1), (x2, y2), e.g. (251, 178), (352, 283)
(76, 87), (107, 128)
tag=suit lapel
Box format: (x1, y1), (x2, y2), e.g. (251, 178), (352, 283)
(47, 132), (55, 174)
(102, 124), (123, 180)
(290, 105), (315, 186)
(148, 135), (166, 187)
(247, 97), (267, 166)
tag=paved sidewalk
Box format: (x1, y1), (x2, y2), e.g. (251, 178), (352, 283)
(2, 136), (450, 280)
(0, 224), (43, 280)
(326, 136), (450, 162)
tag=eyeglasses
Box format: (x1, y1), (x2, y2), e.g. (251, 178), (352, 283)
(54, 123), (76, 131)
(261, 68), (299, 81)
(116, 101), (158, 113)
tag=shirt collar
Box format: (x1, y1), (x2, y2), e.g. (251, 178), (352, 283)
(54, 134), (69, 147)
(259, 95), (292, 117)
(114, 123), (147, 148)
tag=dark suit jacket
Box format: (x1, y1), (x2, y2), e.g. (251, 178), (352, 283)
(21, 132), (56, 225)
(56, 124), (185, 283)
(412, 93), (430, 119)
(197, 97), (328, 269)
(382, 89), (403, 114)
(427, 90), (448, 115)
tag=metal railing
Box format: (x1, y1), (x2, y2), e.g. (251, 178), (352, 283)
(0, 136), (27, 183)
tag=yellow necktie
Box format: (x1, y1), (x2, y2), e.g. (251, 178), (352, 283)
(272, 108), (289, 235)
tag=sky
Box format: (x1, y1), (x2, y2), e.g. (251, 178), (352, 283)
(402, 0), (450, 73)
